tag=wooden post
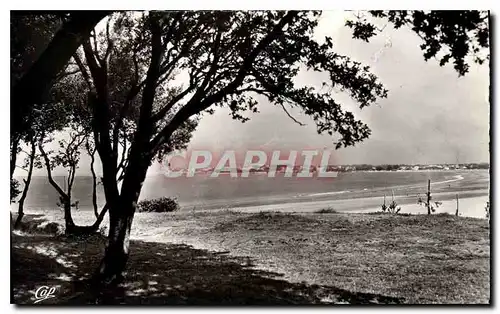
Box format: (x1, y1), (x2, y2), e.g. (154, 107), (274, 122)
(426, 179), (431, 215)
(455, 193), (459, 216)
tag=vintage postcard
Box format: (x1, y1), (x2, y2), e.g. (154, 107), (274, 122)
(10, 9), (491, 305)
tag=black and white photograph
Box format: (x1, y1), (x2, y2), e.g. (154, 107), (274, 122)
(9, 7), (492, 305)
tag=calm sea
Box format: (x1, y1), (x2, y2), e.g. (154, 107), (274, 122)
(13, 170), (489, 212)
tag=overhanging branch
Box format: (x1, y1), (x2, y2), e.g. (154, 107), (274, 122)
(149, 11), (299, 153)
(279, 103), (306, 126)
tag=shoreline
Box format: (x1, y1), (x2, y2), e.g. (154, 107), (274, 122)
(199, 189), (489, 217)
(14, 187), (489, 222)
(14, 170), (489, 216)
(174, 170), (488, 212)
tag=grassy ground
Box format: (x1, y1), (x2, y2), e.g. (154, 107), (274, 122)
(11, 211), (490, 305)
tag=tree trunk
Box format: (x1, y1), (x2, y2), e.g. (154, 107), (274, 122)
(89, 148), (99, 218)
(93, 197), (141, 284)
(14, 141), (36, 229)
(64, 205), (109, 236)
(10, 135), (20, 180)
(64, 200), (76, 234)
(92, 205), (109, 229)
(39, 142), (76, 233)
(93, 206), (135, 285)
(93, 153), (149, 285)
(87, 16), (160, 286)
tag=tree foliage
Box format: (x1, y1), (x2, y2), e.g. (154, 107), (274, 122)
(346, 10), (489, 76)
(10, 12), (62, 84)
(10, 179), (21, 203)
(11, 11), (108, 153)
(94, 11), (388, 159)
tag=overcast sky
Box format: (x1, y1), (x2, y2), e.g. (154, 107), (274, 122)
(23, 11), (490, 176)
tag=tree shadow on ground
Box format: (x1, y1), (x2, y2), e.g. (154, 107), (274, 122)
(12, 216), (404, 305)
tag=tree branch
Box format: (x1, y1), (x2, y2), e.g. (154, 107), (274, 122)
(150, 11), (299, 153)
(104, 17), (113, 62)
(134, 13), (164, 146)
(90, 29), (103, 67)
(73, 53), (93, 90)
(55, 68), (81, 81)
(38, 141), (67, 199)
(279, 103), (306, 126)
(150, 86), (194, 123)
(86, 138), (99, 218)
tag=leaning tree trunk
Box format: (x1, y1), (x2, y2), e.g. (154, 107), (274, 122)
(92, 205), (109, 229)
(14, 141), (36, 229)
(11, 12), (109, 139)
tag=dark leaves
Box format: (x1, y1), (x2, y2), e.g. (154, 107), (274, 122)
(345, 20), (377, 42)
(346, 10), (489, 76)
(439, 54), (451, 66)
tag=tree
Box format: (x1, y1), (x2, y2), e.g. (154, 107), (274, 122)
(35, 71), (112, 234)
(11, 53), (88, 228)
(10, 179), (21, 204)
(10, 12), (109, 225)
(14, 138), (37, 229)
(38, 123), (109, 235)
(77, 11), (390, 284)
(12, 99), (71, 228)
(417, 179), (442, 215)
(11, 11), (109, 154)
(85, 137), (102, 220)
(10, 12), (61, 181)
(38, 122), (88, 233)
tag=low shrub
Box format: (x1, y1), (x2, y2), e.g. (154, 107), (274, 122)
(137, 197), (180, 213)
(315, 207), (338, 214)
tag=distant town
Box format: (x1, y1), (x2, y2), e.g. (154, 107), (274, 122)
(169, 162), (490, 175)
(322, 162), (490, 172)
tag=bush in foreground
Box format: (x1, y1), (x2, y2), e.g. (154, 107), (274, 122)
(137, 197), (180, 213)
